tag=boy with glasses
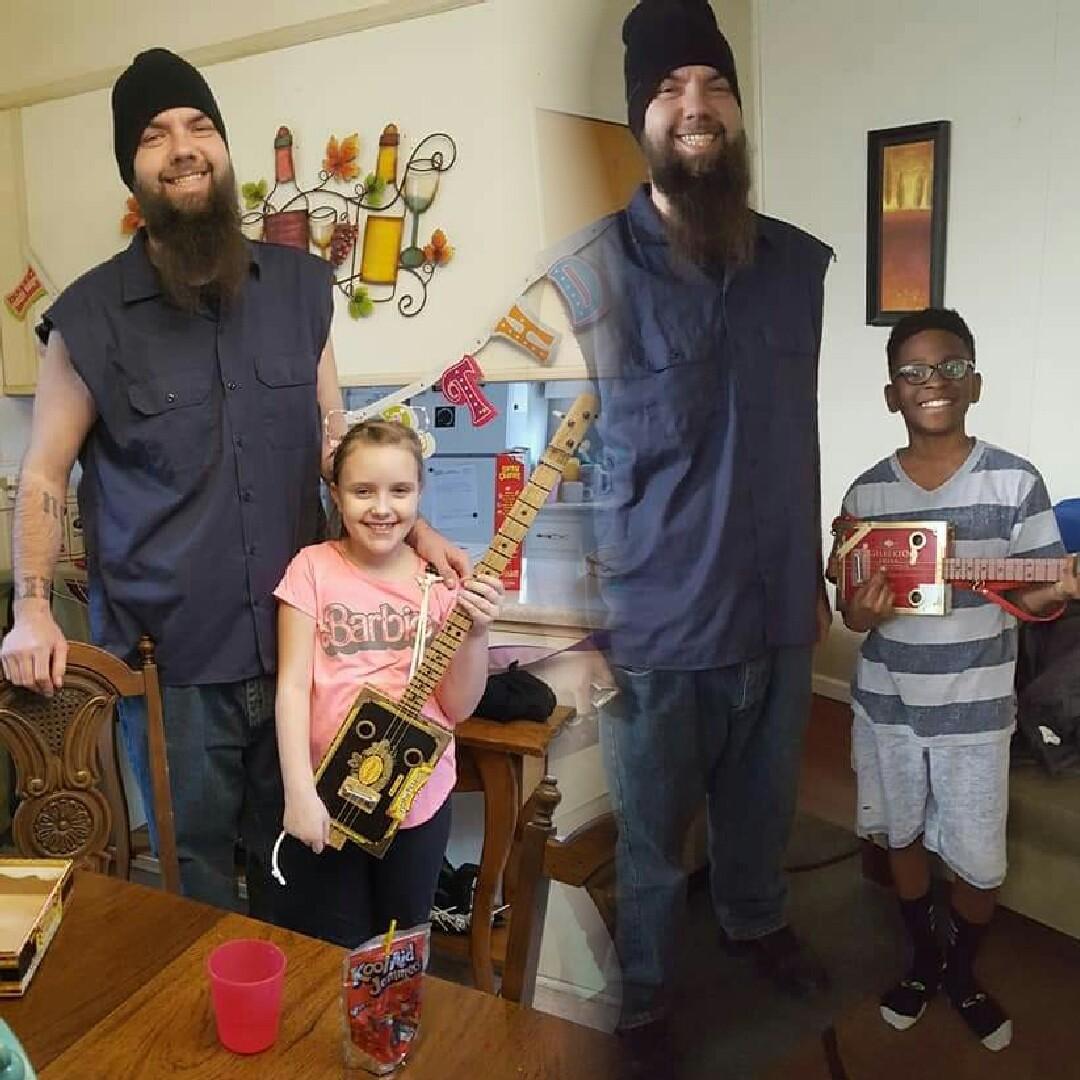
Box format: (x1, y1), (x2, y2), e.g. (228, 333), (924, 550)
(834, 307), (1078, 1050)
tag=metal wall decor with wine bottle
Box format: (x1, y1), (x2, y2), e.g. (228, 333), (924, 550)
(118, 123), (457, 320)
(241, 124), (457, 319)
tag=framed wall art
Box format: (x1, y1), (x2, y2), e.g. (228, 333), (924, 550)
(866, 120), (950, 325)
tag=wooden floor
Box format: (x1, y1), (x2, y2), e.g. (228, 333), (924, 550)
(763, 898), (1080, 1080)
(798, 694), (856, 830)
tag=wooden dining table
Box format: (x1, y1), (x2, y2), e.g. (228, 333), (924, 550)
(0, 872), (621, 1079)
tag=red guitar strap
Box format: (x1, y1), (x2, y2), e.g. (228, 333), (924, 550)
(963, 582), (1066, 623)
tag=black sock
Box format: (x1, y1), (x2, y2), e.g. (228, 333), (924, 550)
(899, 893), (941, 986)
(943, 907), (988, 1001)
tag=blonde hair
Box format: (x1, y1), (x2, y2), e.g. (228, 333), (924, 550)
(330, 418), (424, 487)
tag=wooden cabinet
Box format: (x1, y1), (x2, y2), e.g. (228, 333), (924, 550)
(0, 110), (41, 396)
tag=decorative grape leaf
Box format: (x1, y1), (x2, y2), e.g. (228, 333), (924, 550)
(364, 172), (387, 201)
(241, 179), (268, 210)
(120, 195), (144, 235)
(324, 134), (361, 183)
(348, 287), (375, 319)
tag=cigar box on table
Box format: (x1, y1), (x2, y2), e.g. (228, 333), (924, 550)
(0, 859), (74, 997)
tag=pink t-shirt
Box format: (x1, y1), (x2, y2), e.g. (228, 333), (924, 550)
(274, 541), (459, 828)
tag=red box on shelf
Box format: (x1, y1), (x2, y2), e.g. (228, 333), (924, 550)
(494, 452), (525, 591)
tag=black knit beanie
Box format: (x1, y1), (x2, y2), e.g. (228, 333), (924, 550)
(112, 48), (228, 190)
(623, 0), (741, 140)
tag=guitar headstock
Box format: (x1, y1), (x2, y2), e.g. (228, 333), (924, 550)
(549, 393), (599, 458)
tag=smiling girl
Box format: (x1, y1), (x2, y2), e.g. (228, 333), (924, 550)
(271, 419), (503, 946)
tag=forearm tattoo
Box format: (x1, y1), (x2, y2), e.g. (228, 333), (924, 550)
(15, 576), (52, 601)
(42, 492), (63, 521)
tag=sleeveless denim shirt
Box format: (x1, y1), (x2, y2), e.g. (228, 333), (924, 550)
(38, 232), (334, 684)
(552, 188), (832, 670)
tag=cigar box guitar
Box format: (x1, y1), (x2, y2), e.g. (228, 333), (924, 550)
(315, 394), (598, 858)
(830, 516), (1076, 619)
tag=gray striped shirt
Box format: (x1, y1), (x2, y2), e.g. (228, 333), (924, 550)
(842, 441), (1065, 742)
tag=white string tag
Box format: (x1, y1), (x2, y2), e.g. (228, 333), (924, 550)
(408, 571), (442, 681)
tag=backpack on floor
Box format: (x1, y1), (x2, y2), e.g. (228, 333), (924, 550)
(1015, 601), (1080, 774)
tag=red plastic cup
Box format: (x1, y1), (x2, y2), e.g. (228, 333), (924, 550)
(206, 939), (287, 1054)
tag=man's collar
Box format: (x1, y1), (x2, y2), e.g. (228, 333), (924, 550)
(121, 228), (262, 304)
(626, 182), (777, 252)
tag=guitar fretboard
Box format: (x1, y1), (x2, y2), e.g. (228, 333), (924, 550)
(944, 555), (1075, 585)
(397, 396), (597, 720)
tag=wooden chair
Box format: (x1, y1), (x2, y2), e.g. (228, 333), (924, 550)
(501, 776), (617, 1006)
(0, 636), (180, 892)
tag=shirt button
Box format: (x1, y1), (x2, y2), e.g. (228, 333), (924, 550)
(235, 436), (244, 450)
(242, 490), (253, 502)
(166, 391), (177, 404)
(248, 544), (257, 556)
(226, 381), (239, 391)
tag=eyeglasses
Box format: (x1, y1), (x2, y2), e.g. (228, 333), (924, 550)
(892, 357), (975, 386)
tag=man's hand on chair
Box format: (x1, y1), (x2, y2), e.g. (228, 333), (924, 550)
(1, 606), (69, 696)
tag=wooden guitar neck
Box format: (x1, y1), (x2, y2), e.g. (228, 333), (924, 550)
(943, 554), (1076, 586)
(397, 393), (598, 720)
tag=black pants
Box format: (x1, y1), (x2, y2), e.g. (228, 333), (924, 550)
(273, 800), (452, 948)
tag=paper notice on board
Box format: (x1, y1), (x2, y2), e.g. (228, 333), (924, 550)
(425, 462), (481, 532)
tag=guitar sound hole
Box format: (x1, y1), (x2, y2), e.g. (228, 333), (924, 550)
(404, 748), (423, 768)
(355, 719), (376, 740)
(909, 589), (923, 608)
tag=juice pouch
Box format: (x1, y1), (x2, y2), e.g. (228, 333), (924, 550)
(342, 923), (430, 1074)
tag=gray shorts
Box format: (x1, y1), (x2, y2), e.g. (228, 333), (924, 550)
(852, 711), (1010, 890)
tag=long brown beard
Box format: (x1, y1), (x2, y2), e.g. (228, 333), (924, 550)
(135, 163), (248, 312)
(643, 127), (756, 271)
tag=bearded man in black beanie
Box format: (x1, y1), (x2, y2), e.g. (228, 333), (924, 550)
(1, 48), (466, 921)
(546, 0), (833, 1058)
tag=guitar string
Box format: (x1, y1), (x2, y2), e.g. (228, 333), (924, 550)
(334, 570), (442, 838)
(841, 531), (1073, 605)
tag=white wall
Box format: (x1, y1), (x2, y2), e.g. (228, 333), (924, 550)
(756, 0), (1080, 689)
(0, 399), (32, 472)
(0, 0), (465, 102)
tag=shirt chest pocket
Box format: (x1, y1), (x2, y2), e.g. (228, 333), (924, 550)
(635, 316), (722, 436)
(759, 317), (818, 417)
(254, 351), (318, 449)
(125, 369), (214, 475)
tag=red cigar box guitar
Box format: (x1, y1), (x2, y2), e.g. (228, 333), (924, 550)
(830, 516), (1076, 620)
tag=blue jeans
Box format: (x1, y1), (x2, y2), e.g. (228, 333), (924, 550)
(600, 646), (813, 1029)
(116, 676), (284, 919)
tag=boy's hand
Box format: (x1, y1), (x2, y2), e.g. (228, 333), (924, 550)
(843, 570), (895, 633)
(284, 785), (331, 853)
(1055, 559), (1080, 602)
(458, 573), (505, 634)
